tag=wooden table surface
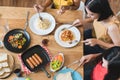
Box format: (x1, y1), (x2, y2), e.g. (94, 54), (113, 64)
(0, 6), (83, 80)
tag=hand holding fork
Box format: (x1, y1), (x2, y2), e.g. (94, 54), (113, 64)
(34, 4), (43, 21)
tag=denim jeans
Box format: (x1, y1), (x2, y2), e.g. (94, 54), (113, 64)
(83, 29), (105, 80)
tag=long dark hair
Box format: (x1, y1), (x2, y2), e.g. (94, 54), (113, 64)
(103, 46), (120, 80)
(85, 0), (114, 21)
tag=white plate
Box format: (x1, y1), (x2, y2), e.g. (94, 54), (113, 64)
(54, 24), (81, 48)
(29, 12), (56, 35)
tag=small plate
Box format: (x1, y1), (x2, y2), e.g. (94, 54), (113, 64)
(54, 24), (81, 48)
(29, 12), (56, 35)
(53, 68), (82, 80)
(50, 53), (64, 72)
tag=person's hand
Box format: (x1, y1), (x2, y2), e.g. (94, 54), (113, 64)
(83, 38), (98, 46)
(57, 9), (65, 14)
(72, 19), (83, 26)
(34, 4), (45, 12)
(57, 6), (68, 14)
(79, 54), (98, 65)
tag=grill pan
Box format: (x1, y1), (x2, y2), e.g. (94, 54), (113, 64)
(21, 45), (51, 78)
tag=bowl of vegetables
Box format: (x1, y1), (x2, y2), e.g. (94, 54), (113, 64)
(50, 53), (64, 72)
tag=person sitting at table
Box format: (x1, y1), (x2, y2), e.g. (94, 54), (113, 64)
(73, 0), (120, 55)
(34, 0), (83, 14)
(72, 0), (120, 80)
(79, 46), (120, 80)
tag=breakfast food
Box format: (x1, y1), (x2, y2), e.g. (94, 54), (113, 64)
(0, 54), (7, 62)
(29, 57), (37, 67)
(26, 53), (43, 69)
(26, 59), (34, 69)
(56, 72), (73, 80)
(37, 18), (50, 30)
(32, 55), (40, 65)
(34, 54), (43, 63)
(0, 53), (11, 77)
(0, 62), (8, 67)
(60, 30), (74, 42)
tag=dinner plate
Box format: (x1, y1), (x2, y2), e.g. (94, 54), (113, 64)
(0, 53), (14, 79)
(54, 24), (81, 48)
(29, 12), (56, 35)
(53, 68), (82, 80)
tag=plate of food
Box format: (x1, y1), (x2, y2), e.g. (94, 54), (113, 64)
(54, 24), (81, 48)
(53, 68), (82, 80)
(29, 12), (56, 35)
(0, 53), (14, 79)
(3, 29), (30, 53)
(50, 53), (64, 72)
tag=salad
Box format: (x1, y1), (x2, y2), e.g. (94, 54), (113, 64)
(8, 33), (26, 49)
(50, 53), (64, 72)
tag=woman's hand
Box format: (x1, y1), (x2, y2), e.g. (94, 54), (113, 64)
(72, 19), (83, 26)
(34, 4), (45, 12)
(57, 6), (69, 14)
(79, 54), (100, 65)
(83, 38), (98, 46)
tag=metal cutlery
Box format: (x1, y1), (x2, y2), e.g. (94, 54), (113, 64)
(36, 6), (43, 21)
(68, 40), (78, 44)
(61, 25), (75, 31)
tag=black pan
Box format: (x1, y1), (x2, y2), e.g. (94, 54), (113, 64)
(21, 45), (51, 78)
(3, 29), (30, 53)
(3, 11), (30, 53)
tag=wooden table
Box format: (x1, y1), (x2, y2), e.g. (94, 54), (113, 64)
(0, 6), (83, 80)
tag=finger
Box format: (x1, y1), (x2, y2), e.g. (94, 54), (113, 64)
(85, 42), (90, 45)
(81, 40), (86, 43)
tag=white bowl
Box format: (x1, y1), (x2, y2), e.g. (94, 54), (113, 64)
(50, 53), (64, 72)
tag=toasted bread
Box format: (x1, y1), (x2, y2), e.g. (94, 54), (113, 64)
(0, 53), (8, 62)
(0, 69), (5, 76)
(1, 62), (9, 68)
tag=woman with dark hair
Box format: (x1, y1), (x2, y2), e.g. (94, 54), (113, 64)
(80, 46), (120, 80)
(75, 0), (120, 55)
(92, 46), (120, 80)
(74, 0), (120, 80)
(83, 0), (120, 55)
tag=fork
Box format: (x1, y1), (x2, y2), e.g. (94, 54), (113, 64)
(61, 23), (79, 31)
(68, 40), (78, 44)
(36, 6), (43, 21)
(62, 60), (80, 70)
(61, 24), (75, 31)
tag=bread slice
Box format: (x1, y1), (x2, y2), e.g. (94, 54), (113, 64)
(0, 53), (8, 62)
(0, 69), (5, 76)
(3, 67), (11, 73)
(1, 62), (9, 67)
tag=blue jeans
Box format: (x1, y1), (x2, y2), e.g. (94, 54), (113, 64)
(83, 29), (105, 80)
(84, 29), (105, 55)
